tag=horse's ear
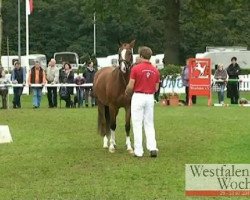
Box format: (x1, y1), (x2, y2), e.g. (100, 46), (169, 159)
(130, 40), (136, 48)
(118, 39), (122, 47)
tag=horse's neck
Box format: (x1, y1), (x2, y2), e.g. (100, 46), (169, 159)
(113, 68), (130, 86)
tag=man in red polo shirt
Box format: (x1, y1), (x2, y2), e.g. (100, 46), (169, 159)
(125, 46), (160, 157)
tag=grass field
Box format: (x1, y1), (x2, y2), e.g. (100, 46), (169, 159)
(1, 93), (250, 200)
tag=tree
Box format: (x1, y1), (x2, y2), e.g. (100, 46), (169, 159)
(0, 0), (249, 66)
(163, 0), (181, 65)
(0, 0), (2, 65)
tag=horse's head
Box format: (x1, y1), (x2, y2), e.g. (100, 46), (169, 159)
(118, 40), (135, 73)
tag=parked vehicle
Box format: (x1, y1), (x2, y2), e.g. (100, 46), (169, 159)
(54, 52), (79, 70)
(196, 46), (250, 69)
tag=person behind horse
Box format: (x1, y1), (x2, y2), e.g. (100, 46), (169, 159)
(11, 61), (26, 108)
(181, 59), (197, 105)
(59, 63), (74, 108)
(74, 74), (85, 107)
(83, 61), (96, 107)
(125, 46), (160, 158)
(0, 67), (9, 109)
(214, 64), (228, 104)
(28, 60), (47, 109)
(226, 57), (241, 104)
(46, 58), (59, 108)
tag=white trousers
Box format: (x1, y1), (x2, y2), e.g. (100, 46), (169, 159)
(131, 93), (158, 156)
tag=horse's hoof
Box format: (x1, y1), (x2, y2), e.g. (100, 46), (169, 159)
(109, 148), (116, 153)
(103, 145), (108, 149)
(127, 148), (134, 154)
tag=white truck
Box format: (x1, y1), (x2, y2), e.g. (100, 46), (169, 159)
(96, 53), (165, 69)
(54, 52), (79, 70)
(1, 54), (47, 71)
(196, 46), (250, 69)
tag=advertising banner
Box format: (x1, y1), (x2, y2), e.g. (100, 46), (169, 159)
(188, 58), (211, 106)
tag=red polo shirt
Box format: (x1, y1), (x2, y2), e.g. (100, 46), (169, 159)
(130, 61), (160, 94)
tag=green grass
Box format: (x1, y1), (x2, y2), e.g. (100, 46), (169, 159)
(0, 93), (250, 200)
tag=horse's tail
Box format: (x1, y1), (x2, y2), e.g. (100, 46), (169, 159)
(97, 103), (110, 136)
(104, 106), (110, 135)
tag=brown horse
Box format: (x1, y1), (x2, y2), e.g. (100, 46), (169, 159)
(93, 40), (135, 153)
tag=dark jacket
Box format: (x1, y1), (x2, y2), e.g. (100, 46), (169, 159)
(83, 67), (96, 83)
(11, 67), (26, 83)
(226, 63), (240, 98)
(227, 63), (240, 79)
(59, 70), (74, 95)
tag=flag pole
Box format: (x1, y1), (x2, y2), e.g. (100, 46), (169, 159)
(93, 12), (96, 55)
(26, 0), (29, 57)
(18, 0), (21, 64)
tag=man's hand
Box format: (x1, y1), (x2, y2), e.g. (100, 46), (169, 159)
(125, 87), (133, 97)
(126, 79), (135, 96)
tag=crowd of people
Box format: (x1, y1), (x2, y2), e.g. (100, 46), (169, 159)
(0, 58), (96, 109)
(181, 56), (241, 105)
(0, 55), (244, 109)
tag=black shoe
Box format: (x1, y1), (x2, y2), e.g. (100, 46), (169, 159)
(150, 150), (157, 157)
(92, 104), (95, 107)
(85, 104), (89, 107)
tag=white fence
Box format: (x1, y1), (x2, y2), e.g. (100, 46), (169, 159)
(160, 75), (250, 94)
(2, 75), (250, 95)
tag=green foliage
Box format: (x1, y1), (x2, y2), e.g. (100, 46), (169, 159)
(1, 0), (249, 65)
(159, 64), (182, 78)
(240, 68), (250, 75)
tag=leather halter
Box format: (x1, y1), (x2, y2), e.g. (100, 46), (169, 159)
(118, 48), (133, 71)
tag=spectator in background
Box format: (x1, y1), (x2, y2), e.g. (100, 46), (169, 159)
(83, 61), (96, 107)
(181, 60), (196, 105)
(227, 57), (241, 104)
(214, 64), (228, 104)
(0, 67), (8, 109)
(74, 75), (85, 108)
(28, 61), (47, 108)
(46, 59), (59, 108)
(59, 63), (74, 108)
(11, 61), (26, 108)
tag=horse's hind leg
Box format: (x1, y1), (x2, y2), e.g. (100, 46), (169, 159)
(109, 105), (118, 153)
(125, 106), (133, 154)
(97, 100), (109, 148)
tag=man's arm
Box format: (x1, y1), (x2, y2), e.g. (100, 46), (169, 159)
(125, 79), (135, 96)
(155, 82), (159, 92)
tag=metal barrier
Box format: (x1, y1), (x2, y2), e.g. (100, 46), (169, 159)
(0, 83), (93, 109)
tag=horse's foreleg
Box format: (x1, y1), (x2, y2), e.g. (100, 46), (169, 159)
(109, 106), (118, 153)
(103, 135), (108, 149)
(125, 106), (133, 154)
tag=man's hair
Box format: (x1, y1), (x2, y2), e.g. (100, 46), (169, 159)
(138, 46), (152, 60)
(231, 57), (237, 61)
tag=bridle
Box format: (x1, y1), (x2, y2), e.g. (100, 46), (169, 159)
(118, 47), (133, 72)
